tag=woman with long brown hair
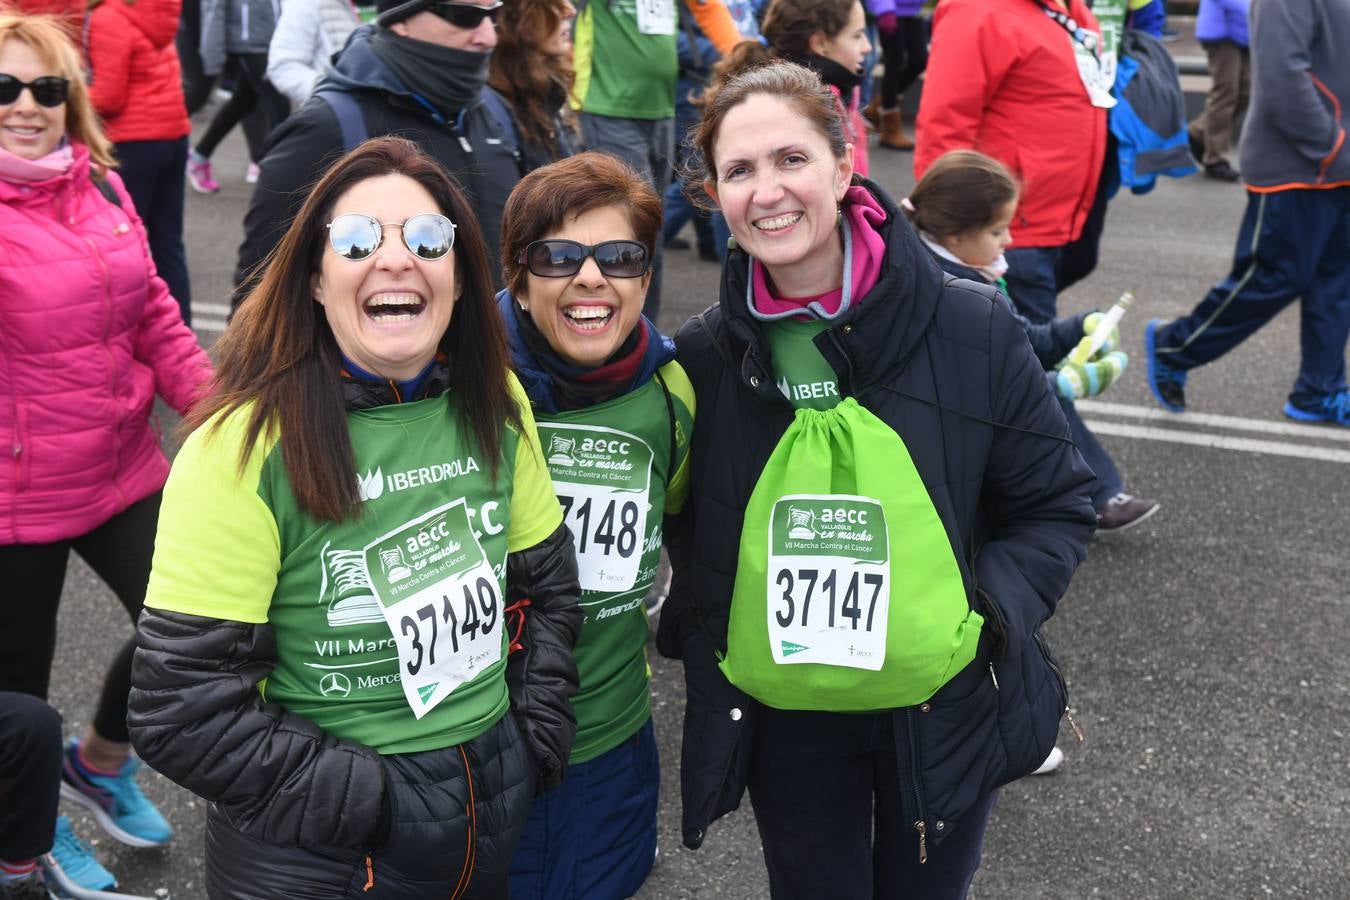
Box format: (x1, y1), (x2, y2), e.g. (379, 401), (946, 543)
(487, 0), (577, 171)
(127, 136), (583, 899)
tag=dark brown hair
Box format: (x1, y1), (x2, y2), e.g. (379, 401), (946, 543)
(705, 0), (856, 98)
(904, 150), (1020, 238)
(688, 61), (848, 210)
(188, 137), (521, 522)
(499, 151), (663, 297)
(487, 0), (576, 159)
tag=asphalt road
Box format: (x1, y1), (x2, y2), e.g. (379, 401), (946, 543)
(45, 83), (1350, 899)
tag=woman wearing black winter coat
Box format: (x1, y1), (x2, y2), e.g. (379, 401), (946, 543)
(658, 61), (1097, 899)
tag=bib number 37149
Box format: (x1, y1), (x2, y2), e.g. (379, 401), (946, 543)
(363, 499), (503, 718)
(767, 495), (890, 671)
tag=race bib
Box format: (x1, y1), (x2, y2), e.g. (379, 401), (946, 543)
(1072, 38), (1117, 109)
(538, 423), (653, 593)
(635, 0), (674, 35)
(766, 495), (890, 671)
(363, 499), (503, 718)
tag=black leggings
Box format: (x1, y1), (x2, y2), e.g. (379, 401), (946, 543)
(880, 16), (929, 109)
(195, 53), (288, 163)
(0, 492), (161, 743)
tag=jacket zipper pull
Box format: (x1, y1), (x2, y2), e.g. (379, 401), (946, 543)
(988, 663), (999, 691)
(1065, 706), (1085, 743)
(914, 820), (928, 864)
(458, 134), (472, 153)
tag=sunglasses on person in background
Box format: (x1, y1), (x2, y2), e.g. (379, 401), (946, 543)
(326, 213), (457, 260)
(0, 74), (70, 107)
(430, 0), (503, 29)
(517, 240), (650, 279)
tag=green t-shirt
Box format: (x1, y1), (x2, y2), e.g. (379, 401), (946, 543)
(533, 363), (694, 762)
(766, 319), (841, 411)
(572, 0), (677, 120)
(145, 376), (562, 755)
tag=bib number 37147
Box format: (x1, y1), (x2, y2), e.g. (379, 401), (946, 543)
(767, 495), (890, 671)
(363, 499), (503, 718)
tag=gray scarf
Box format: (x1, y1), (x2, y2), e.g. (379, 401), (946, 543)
(370, 28), (490, 120)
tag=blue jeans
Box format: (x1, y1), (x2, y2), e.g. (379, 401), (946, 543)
(114, 137), (192, 324)
(1154, 187), (1350, 404)
(509, 718), (659, 900)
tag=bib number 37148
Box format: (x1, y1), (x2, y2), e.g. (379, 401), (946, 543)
(538, 422), (654, 593)
(767, 495), (890, 671)
(363, 499), (503, 718)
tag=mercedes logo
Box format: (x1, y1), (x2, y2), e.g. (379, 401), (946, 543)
(319, 672), (352, 697)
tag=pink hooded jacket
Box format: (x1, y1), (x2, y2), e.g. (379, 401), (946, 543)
(0, 143), (212, 544)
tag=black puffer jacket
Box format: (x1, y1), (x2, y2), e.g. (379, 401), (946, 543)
(660, 179), (1096, 851)
(128, 375), (582, 857)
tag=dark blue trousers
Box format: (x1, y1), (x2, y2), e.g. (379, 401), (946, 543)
(509, 718), (659, 900)
(114, 137), (192, 325)
(747, 707), (997, 900)
(1154, 187), (1350, 404)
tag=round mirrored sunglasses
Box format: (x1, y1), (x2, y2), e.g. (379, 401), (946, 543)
(326, 213), (456, 261)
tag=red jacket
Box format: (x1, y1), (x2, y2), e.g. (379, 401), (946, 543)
(87, 0), (191, 144)
(0, 144), (211, 544)
(915, 0), (1108, 248)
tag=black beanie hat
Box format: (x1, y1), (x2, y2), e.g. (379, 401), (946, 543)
(376, 0), (436, 26)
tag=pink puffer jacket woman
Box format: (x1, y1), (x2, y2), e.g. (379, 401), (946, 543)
(0, 142), (212, 544)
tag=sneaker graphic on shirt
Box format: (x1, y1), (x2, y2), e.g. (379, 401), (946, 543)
(320, 540), (383, 627)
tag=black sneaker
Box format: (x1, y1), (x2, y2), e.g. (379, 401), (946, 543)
(1187, 130), (1204, 166)
(1204, 160), (1241, 182)
(1095, 493), (1160, 534)
(1144, 319), (1187, 413)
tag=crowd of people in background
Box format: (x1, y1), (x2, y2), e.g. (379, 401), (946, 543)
(1, 0), (1346, 898)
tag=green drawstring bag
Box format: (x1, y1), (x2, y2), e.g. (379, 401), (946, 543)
(720, 398), (983, 712)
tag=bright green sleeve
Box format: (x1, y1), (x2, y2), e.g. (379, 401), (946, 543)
(659, 361), (696, 515)
(144, 410), (282, 624)
(506, 374), (566, 552)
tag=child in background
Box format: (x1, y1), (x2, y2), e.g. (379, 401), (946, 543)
(904, 150), (1158, 538)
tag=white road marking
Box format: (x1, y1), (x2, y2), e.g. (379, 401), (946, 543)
(192, 301), (232, 317)
(1077, 400), (1350, 443)
(193, 316), (228, 334)
(1084, 420), (1350, 465)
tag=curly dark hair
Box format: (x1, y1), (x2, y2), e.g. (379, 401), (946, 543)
(487, 0), (577, 160)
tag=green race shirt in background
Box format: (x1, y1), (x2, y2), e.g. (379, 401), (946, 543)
(534, 363), (694, 763)
(145, 380), (562, 755)
(572, 0), (677, 120)
(765, 318), (841, 411)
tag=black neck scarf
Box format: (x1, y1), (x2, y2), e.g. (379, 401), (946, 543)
(371, 27), (490, 119)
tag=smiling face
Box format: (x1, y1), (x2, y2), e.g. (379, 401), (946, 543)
(706, 93), (853, 296)
(0, 38), (66, 160)
(312, 174), (459, 380)
(517, 204), (650, 368)
(810, 1), (871, 75)
(945, 199), (1016, 268)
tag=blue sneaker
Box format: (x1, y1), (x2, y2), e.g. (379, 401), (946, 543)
(59, 739), (172, 848)
(41, 816), (117, 896)
(1144, 319), (1187, 413)
(1283, 390), (1350, 427)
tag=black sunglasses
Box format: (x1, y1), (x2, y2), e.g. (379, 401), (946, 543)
(326, 213), (457, 260)
(518, 239), (650, 279)
(0, 74), (70, 108)
(430, 1), (503, 29)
